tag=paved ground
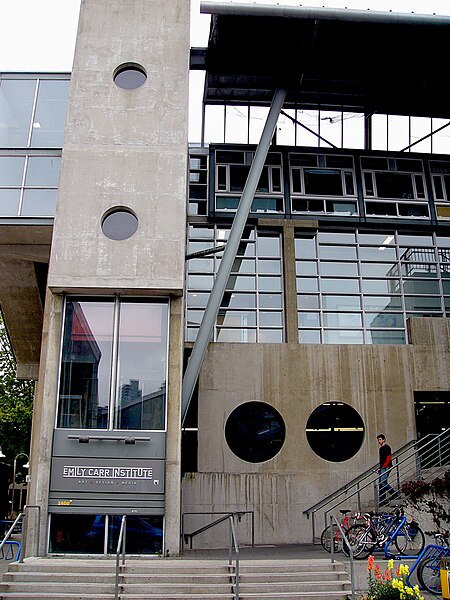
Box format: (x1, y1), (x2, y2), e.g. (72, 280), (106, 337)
(0, 543), (439, 599)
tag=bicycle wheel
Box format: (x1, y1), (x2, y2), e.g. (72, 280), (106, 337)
(321, 524), (342, 553)
(343, 524), (376, 560)
(417, 556), (442, 595)
(394, 523), (425, 556)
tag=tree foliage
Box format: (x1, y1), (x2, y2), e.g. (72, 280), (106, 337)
(0, 314), (35, 463)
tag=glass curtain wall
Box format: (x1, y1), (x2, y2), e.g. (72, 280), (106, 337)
(296, 231), (450, 344)
(57, 297), (169, 430)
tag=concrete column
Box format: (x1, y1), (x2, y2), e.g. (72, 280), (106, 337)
(26, 291), (63, 556)
(164, 297), (184, 555)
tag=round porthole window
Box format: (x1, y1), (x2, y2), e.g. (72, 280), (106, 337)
(225, 401), (286, 463)
(113, 63), (147, 89)
(306, 402), (364, 462)
(101, 208), (138, 241)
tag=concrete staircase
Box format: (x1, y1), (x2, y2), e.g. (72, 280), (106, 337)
(0, 557), (352, 599)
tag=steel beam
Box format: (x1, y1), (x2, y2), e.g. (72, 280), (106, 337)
(181, 87), (286, 423)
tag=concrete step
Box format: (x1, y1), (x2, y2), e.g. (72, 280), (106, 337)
(0, 557), (351, 600)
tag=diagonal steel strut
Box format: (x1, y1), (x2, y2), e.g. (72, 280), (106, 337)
(181, 87), (287, 424)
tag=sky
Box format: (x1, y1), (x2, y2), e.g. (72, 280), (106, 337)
(1, 0), (450, 72)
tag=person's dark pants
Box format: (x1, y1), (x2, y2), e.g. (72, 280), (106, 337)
(379, 468), (395, 503)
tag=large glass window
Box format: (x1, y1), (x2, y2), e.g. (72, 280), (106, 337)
(296, 230), (450, 345)
(57, 298), (168, 430)
(186, 226), (284, 343)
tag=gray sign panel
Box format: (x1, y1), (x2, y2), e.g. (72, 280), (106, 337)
(50, 457), (165, 493)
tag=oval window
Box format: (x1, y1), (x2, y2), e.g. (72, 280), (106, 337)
(113, 63), (147, 90)
(306, 402), (364, 462)
(225, 401), (286, 463)
(101, 208), (138, 241)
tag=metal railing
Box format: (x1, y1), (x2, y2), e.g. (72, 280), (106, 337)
(19, 505), (40, 562)
(114, 515), (126, 600)
(182, 511), (254, 550)
(182, 511), (244, 600)
(304, 428), (450, 543)
(0, 513), (23, 561)
(330, 513), (355, 600)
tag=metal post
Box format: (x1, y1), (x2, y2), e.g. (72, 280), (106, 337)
(181, 87), (287, 422)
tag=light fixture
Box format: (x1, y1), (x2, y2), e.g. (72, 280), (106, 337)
(378, 235), (394, 250)
(0, 447), (5, 459)
(32, 122), (41, 128)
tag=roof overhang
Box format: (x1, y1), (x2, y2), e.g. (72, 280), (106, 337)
(197, 2), (450, 118)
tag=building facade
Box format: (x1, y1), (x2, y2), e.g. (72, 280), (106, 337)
(0, 1), (449, 555)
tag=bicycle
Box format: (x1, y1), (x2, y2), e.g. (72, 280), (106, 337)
(343, 507), (425, 559)
(320, 509), (365, 553)
(407, 533), (450, 595)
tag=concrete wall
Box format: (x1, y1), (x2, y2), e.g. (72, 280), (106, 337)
(181, 317), (450, 547)
(47, 0), (189, 293)
(27, 0), (190, 556)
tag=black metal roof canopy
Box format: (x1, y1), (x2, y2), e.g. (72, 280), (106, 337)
(197, 2), (450, 119)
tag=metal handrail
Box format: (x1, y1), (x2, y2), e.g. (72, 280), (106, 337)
(182, 512), (241, 600)
(330, 513), (355, 600)
(182, 511), (254, 549)
(19, 505), (41, 561)
(0, 513), (22, 559)
(114, 515), (126, 600)
(304, 428), (450, 542)
(228, 515), (240, 600)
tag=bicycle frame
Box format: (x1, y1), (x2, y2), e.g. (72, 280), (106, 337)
(406, 543), (450, 587)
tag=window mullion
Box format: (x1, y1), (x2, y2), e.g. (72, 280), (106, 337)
(109, 295), (121, 430)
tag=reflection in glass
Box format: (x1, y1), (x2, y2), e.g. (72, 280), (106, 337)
(367, 330), (406, 344)
(259, 329), (283, 342)
(0, 156), (25, 185)
(226, 275), (256, 291)
(216, 310), (257, 327)
(259, 294), (282, 309)
(297, 295), (320, 310)
(317, 232), (356, 244)
(188, 275), (214, 290)
(321, 279), (359, 293)
(108, 515), (163, 554)
(258, 259), (281, 274)
(363, 296), (402, 311)
(296, 261), (318, 276)
(231, 258), (255, 274)
(259, 312), (283, 326)
(298, 312), (320, 327)
(115, 303), (168, 430)
(323, 330), (364, 344)
(404, 296), (442, 311)
(375, 171), (414, 199)
(318, 246), (357, 260)
(357, 232), (395, 245)
(0, 189), (20, 216)
(304, 168), (343, 196)
(299, 329), (321, 343)
(221, 292), (256, 309)
(359, 246), (397, 261)
(58, 300), (114, 429)
(259, 277), (282, 292)
(225, 401), (285, 462)
(0, 79), (36, 147)
(323, 312), (362, 327)
(294, 236), (317, 259)
(306, 402), (364, 461)
(360, 262), (399, 278)
(31, 80), (69, 147)
(365, 312), (404, 328)
(322, 295), (361, 310)
(216, 328), (257, 342)
(26, 156), (61, 186)
(296, 278), (319, 292)
(401, 279), (440, 295)
(361, 279), (400, 294)
(401, 262), (437, 278)
(49, 514), (105, 554)
(188, 258), (214, 273)
(257, 236), (281, 257)
(320, 262), (358, 277)
(21, 189), (57, 216)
